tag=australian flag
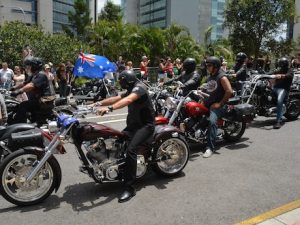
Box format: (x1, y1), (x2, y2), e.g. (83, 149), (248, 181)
(73, 52), (117, 79)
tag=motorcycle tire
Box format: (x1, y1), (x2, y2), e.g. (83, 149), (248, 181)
(0, 149), (61, 206)
(152, 137), (189, 177)
(285, 98), (300, 121)
(223, 121), (246, 142)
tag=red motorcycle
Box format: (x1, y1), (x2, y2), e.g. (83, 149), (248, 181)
(0, 109), (190, 206)
(155, 90), (255, 143)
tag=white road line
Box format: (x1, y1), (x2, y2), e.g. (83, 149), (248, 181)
(85, 113), (128, 120)
(96, 119), (126, 124)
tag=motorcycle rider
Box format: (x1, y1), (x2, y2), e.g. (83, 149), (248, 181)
(270, 57), (294, 129)
(230, 52), (248, 95)
(92, 70), (155, 203)
(203, 56), (233, 158)
(10, 57), (54, 123)
(162, 58), (201, 96)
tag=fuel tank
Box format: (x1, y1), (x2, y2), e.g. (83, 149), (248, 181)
(184, 101), (209, 117)
(75, 122), (124, 141)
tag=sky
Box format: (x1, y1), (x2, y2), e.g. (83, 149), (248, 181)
(97, 0), (121, 12)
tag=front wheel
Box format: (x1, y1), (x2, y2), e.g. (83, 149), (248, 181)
(223, 120), (246, 142)
(0, 149), (61, 206)
(285, 99), (300, 121)
(152, 137), (189, 177)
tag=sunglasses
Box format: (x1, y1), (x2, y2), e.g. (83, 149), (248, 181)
(206, 64), (213, 68)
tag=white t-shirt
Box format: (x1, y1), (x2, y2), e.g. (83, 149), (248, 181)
(0, 68), (14, 84)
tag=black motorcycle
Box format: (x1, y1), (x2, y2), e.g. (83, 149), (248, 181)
(73, 79), (118, 104)
(241, 74), (300, 120)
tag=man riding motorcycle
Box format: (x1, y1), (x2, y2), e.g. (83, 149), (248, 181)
(10, 57), (54, 124)
(269, 57), (294, 129)
(203, 56), (233, 158)
(163, 58), (201, 96)
(230, 52), (248, 95)
(92, 70), (155, 203)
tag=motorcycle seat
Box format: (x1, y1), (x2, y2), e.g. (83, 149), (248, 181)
(55, 97), (68, 106)
(0, 123), (36, 140)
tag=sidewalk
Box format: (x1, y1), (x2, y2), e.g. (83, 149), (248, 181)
(257, 208), (300, 225)
(235, 200), (300, 225)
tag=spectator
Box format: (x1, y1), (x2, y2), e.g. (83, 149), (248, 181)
(22, 45), (34, 61)
(44, 64), (56, 96)
(125, 61), (133, 71)
(264, 55), (271, 72)
(0, 93), (7, 125)
(13, 66), (28, 102)
(158, 58), (166, 83)
(116, 56), (125, 72)
(221, 60), (228, 72)
(165, 57), (174, 79)
(0, 62), (14, 90)
(56, 63), (68, 97)
(174, 58), (182, 76)
(140, 55), (150, 81)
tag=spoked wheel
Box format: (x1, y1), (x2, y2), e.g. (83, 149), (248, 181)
(223, 121), (246, 142)
(0, 149), (60, 206)
(152, 137), (189, 177)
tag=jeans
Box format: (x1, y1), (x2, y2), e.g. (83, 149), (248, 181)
(207, 106), (227, 150)
(123, 124), (154, 187)
(273, 87), (287, 122)
(12, 99), (40, 124)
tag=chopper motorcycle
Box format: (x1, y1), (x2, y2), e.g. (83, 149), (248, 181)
(0, 108), (190, 206)
(155, 88), (255, 144)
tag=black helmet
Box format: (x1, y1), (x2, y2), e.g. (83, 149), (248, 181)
(119, 70), (138, 89)
(277, 57), (289, 73)
(183, 58), (196, 74)
(236, 52), (247, 63)
(206, 56), (221, 69)
(24, 57), (43, 73)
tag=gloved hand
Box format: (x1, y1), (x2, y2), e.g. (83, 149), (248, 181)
(10, 90), (23, 97)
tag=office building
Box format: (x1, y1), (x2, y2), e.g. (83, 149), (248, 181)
(0, 0), (97, 33)
(121, 0), (228, 43)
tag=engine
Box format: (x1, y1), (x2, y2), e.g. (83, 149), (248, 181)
(84, 138), (147, 181)
(183, 115), (209, 141)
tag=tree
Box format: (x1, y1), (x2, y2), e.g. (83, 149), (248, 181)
(224, 0), (295, 57)
(99, 0), (122, 22)
(63, 0), (92, 40)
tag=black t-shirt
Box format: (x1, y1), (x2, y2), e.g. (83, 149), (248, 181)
(273, 68), (294, 91)
(204, 70), (226, 108)
(234, 63), (248, 81)
(25, 71), (51, 100)
(121, 82), (155, 131)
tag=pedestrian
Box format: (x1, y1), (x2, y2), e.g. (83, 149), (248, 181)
(13, 66), (28, 102)
(56, 63), (68, 97)
(125, 61), (133, 71)
(174, 58), (182, 76)
(44, 64), (56, 96)
(140, 55), (150, 81)
(158, 58), (166, 83)
(0, 92), (7, 125)
(165, 57), (174, 79)
(264, 55), (271, 72)
(0, 62), (14, 90)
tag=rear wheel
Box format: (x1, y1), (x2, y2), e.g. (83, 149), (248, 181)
(0, 149), (60, 206)
(285, 99), (300, 121)
(223, 121), (246, 142)
(152, 137), (189, 177)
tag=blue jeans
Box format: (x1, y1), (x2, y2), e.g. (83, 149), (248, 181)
(207, 106), (227, 150)
(273, 88), (287, 122)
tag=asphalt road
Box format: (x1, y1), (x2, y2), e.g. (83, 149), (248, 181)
(0, 110), (299, 225)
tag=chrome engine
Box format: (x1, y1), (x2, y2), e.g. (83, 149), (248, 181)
(84, 138), (147, 181)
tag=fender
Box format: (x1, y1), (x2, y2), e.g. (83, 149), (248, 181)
(22, 147), (62, 192)
(41, 130), (66, 154)
(155, 116), (169, 125)
(154, 124), (184, 143)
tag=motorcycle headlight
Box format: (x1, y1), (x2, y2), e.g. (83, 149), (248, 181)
(93, 86), (98, 92)
(165, 97), (177, 111)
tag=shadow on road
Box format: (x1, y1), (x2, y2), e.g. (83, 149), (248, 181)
(0, 171), (183, 213)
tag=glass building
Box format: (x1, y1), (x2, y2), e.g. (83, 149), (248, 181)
(139, 0), (167, 28)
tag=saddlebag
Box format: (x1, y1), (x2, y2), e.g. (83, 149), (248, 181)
(232, 103), (256, 122)
(8, 129), (44, 150)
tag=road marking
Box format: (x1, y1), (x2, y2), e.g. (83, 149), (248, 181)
(234, 199), (300, 225)
(85, 113), (127, 119)
(96, 119), (126, 124)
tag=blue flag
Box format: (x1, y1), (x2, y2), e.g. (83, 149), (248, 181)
(73, 52), (117, 79)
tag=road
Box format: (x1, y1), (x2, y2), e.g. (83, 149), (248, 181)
(0, 110), (299, 225)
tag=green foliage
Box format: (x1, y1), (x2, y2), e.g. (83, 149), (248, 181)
(224, 0), (295, 57)
(63, 0), (92, 40)
(99, 0), (122, 22)
(0, 21), (91, 67)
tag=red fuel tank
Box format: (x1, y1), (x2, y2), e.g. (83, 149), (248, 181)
(184, 102), (209, 117)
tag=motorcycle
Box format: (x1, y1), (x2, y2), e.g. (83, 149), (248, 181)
(155, 88), (255, 143)
(73, 79), (118, 104)
(241, 74), (300, 121)
(0, 108), (190, 206)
